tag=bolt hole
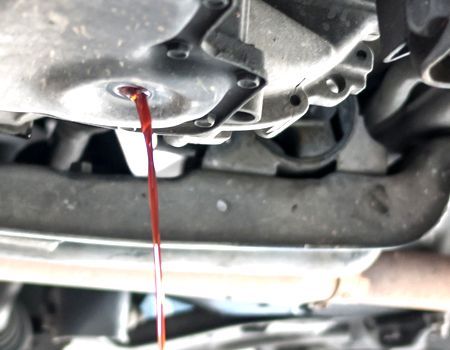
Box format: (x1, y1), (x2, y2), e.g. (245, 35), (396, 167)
(356, 49), (368, 61)
(166, 41), (190, 60)
(194, 115), (215, 128)
(109, 83), (152, 100)
(289, 94), (301, 106)
(167, 49), (189, 60)
(326, 75), (346, 94)
(230, 112), (256, 123)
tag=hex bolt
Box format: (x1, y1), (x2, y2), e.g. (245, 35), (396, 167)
(166, 41), (190, 60)
(237, 73), (261, 89)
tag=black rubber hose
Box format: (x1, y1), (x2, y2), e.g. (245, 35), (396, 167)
(370, 89), (450, 151)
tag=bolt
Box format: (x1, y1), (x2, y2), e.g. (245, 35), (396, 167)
(237, 73), (261, 89)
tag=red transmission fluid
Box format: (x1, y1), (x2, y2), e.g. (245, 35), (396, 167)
(121, 87), (166, 349)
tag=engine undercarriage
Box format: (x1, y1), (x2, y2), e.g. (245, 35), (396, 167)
(0, 0), (450, 349)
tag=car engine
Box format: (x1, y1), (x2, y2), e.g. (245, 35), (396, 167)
(0, 0), (450, 349)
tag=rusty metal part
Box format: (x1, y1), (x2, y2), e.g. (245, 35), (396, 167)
(1, 229), (450, 312)
(0, 249), (338, 306)
(335, 251), (450, 312)
(0, 230), (377, 306)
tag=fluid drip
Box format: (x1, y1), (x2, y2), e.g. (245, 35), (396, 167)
(125, 87), (166, 349)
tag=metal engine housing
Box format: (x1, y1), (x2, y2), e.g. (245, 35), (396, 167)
(0, 0), (377, 143)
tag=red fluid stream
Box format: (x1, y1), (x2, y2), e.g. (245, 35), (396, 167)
(129, 90), (166, 349)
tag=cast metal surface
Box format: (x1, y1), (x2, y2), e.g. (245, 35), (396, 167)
(0, 0), (265, 141)
(245, 0), (377, 138)
(0, 229), (377, 302)
(376, 0), (450, 87)
(0, 0), (375, 144)
(50, 121), (107, 171)
(204, 97), (357, 176)
(0, 139), (448, 247)
(336, 113), (387, 175)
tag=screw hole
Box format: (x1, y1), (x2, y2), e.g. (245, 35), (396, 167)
(326, 75), (346, 94)
(166, 41), (190, 60)
(289, 94), (301, 106)
(356, 49), (368, 61)
(194, 115), (215, 128)
(167, 50), (188, 60)
(230, 112), (256, 123)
